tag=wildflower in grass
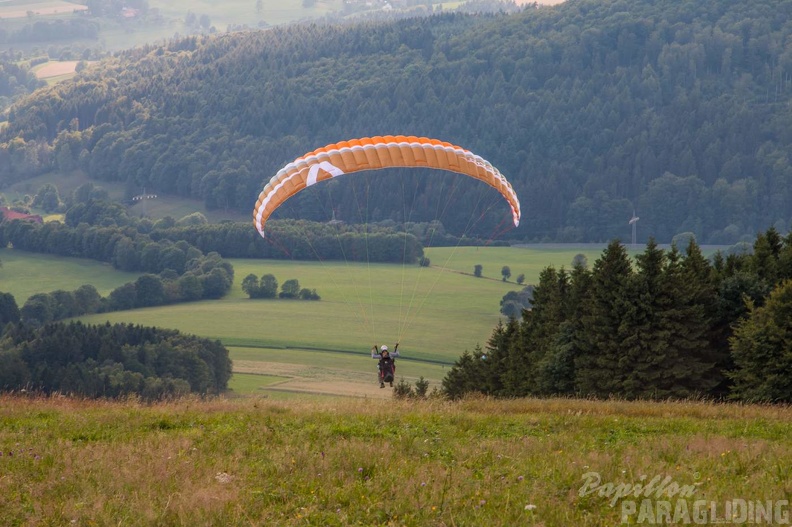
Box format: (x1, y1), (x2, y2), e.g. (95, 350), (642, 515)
(525, 504), (536, 511)
(215, 472), (233, 484)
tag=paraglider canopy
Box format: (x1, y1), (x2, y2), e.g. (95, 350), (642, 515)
(252, 135), (521, 236)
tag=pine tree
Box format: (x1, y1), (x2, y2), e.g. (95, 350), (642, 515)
(618, 238), (667, 398)
(651, 243), (716, 397)
(752, 227), (782, 285)
(681, 239), (729, 395)
(575, 240), (634, 397)
(442, 348), (487, 400)
(729, 279), (792, 402)
(481, 320), (517, 397)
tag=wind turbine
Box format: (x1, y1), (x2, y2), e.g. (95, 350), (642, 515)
(628, 210), (640, 248)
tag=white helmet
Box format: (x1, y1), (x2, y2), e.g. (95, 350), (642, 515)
(380, 345), (388, 352)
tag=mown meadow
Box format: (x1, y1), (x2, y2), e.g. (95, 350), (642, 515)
(2, 394), (790, 526)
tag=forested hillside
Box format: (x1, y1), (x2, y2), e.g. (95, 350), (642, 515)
(3, 0), (792, 242)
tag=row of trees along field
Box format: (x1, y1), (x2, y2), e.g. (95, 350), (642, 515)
(4, 180), (436, 263)
(3, 0), (792, 243)
(151, 220), (427, 263)
(0, 320), (231, 400)
(0, 199), (235, 325)
(0, 187), (441, 323)
(442, 228), (792, 403)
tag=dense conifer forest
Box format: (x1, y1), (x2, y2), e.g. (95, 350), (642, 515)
(0, 320), (231, 399)
(3, 0), (792, 242)
(442, 228), (792, 403)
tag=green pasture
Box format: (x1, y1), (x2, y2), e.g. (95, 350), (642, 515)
(230, 345), (447, 372)
(228, 345), (450, 379)
(0, 0), (82, 16)
(148, 0), (344, 29)
(98, 0), (344, 51)
(425, 244), (603, 278)
(1, 240), (681, 360)
(0, 248), (142, 303)
(226, 373), (331, 400)
(73, 246), (605, 363)
(227, 371), (286, 393)
(0, 0), (345, 54)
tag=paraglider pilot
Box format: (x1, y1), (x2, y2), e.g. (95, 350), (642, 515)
(371, 343), (399, 388)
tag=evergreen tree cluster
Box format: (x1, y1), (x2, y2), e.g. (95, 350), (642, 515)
(444, 228), (792, 403)
(3, 0), (792, 241)
(0, 320), (231, 400)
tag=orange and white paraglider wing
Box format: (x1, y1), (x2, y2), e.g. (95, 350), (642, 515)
(252, 136), (521, 236)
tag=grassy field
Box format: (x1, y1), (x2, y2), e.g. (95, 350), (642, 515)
(0, 0), (86, 19)
(71, 246), (605, 394)
(0, 0), (345, 54)
(0, 244), (607, 396)
(0, 247), (142, 303)
(4, 241), (723, 397)
(74, 246), (605, 357)
(148, 0), (343, 30)
(2, 394), (790, 526)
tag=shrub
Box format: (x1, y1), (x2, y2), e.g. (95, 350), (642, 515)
(393, 378), (413, 399)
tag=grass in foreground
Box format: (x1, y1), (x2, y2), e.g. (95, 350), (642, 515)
(1, 395), (791, 526)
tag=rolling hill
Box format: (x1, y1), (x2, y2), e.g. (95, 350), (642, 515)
(2, 0), (792, 244)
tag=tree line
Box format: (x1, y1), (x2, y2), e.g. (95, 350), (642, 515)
(151, 220), (426, 263)
(0, 201), (234, 323)
(442, 228), (792, 403)
(3, 1), (792, 242)
(0, 319), (231, 400)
